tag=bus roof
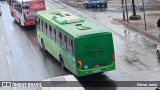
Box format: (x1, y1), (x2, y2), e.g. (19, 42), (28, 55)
(36, 10), (111, 38)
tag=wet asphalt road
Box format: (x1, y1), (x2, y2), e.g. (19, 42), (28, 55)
(0, 0), (160, 90)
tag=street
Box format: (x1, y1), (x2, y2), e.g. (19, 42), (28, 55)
(0, 0), (160, 90)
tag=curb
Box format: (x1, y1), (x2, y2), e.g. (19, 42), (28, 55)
(117, 19), (160, 43)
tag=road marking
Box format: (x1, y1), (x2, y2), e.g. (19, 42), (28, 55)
(6, 55), (15, 81)
(6, 55), (11, 66)
(2, 35), (5, 42)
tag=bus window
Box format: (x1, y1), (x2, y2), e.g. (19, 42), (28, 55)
(64, 35), (67, 43)
(41, 20), (43, 32)
(36, 17), (39, 30)
(58, 32), (62, 39)
(45, 23), (47, 35)
(64, 35), (67, 50)
(56, 31), (60, 45)
(67, 38), (74, 55)
(43, 22), (46, 33)
(14, 3), (22, 13)
(61, 34), (67, 50)
(45, 23), (47, 29)
(23, 2), (30, 9)
(51, 28), (56, 41)
(70, 39), (74, 54)
(49, 25), (52, 36)
(46, 24), (50, 36)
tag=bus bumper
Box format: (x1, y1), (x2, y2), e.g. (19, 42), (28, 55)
(24, 21), (35, 26)
(76, 62), (115, 76)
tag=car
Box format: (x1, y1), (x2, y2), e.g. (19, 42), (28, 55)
(83, 0), (107, 8)
(36, 75), (85, 90)
(156, 46), (160, 59)
(0, 6), (2, 16)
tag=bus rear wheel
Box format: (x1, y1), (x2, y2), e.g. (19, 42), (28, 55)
(60, 56), (65, 69)
(40, 39), (45, 53)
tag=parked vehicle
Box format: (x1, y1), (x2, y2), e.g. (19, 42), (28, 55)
(0, 6), (2, 16)
(83, 0), (107, 8)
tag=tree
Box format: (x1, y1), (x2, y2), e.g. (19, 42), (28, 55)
(132, 0), (136, 16)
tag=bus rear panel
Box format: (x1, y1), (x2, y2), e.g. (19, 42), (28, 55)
(75, 33), (115, 76)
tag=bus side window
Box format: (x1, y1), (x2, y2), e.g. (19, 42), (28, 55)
(59, 32), (62, 45)
(43, 22), (45, 33)
(71, 40), (74, 55)
(49, 25), (52, 37)
(41, 20), (43, 32)
(36, 17), (40, 29)
(38, 19), (40, 25)
(61, 34), (67, 50)
(67, 38), (74, 55)
(59, 32), (62, 39)
(14, 3), (22, 14)
(64, 35), (67, 50)
(56, 30), (60, 45)
(51, 28), (56, 42)
(36, 17), (40, 25)
(45, 23), (47, 35)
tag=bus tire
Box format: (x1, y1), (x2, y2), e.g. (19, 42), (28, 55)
(40, 39), (45, 53)
(104, 3), (107, 8)
(157, 50), (160, 59)
(60, 55), (65, 69)
(84, 4), (88, 8)
(96, 4), (100, 8)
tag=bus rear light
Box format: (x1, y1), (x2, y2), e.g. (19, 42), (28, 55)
(84, 65), (89, 70)
(77, 60), (82, 67)
(112, 54), (115, 61)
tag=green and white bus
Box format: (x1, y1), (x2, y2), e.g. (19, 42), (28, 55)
(36, 10), (115, 76)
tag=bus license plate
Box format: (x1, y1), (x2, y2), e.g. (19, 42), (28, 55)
(92, 69), (101, 73)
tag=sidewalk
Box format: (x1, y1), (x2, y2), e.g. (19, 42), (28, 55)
(115, 15), (160, 43)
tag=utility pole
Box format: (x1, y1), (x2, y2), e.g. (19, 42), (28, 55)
(121, 0), (126, 20)
(124, 0), (129, 23)
(142, 0), (147, 30)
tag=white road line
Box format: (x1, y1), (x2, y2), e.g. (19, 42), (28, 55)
(2, 35), (5, 42)
(6, 55), (15, 81)
(6, 55), (11, 66)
